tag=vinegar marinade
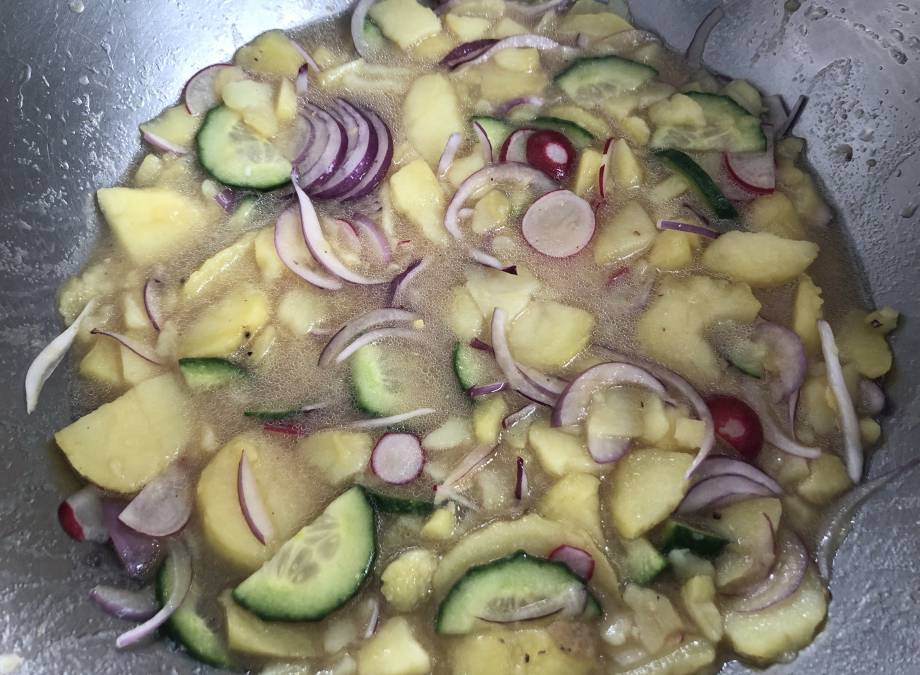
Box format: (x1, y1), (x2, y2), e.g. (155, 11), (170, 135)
(30, 1), (901, 673)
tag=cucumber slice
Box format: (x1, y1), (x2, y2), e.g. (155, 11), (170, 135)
(243, 408), (305, 420)
(367, 489), (436, 516)
(158, 554), (231, 668)
(623, 537), (668, 585)
(436, 550), (601, 635)
(364, 17), (387, 52)
(196, 105), (293, 191)
(724, 339), (768, 379)
(654, 520), (728, 558)
(471, 116), (515, 154)
(650, 92), (767, 153)
(233, 486), (376, 621)
(530, 116), (595, 149)
(555, 56), (657, 102)
(452, 342), (499, 392)
(349, 342), (419, 417)
(653, 149), (738, 219)
(179, 357), (247, 389)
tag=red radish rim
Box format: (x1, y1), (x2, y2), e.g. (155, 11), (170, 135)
(521, 189), (596, 258)
(723, 151), (775, 195)
(525, 129), (576, 182)
(237, 452), (274, 545)
(58, 485), (108, 543)
(549, 544), (595, 580)
(371, 433), (425, 485)
(499, 128), (536, 163)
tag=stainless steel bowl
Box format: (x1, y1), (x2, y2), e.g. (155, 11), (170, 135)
(1, 1), (918, 672)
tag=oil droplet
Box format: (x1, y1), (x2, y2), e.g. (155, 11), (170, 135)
(78, 75), (89, 86)
(805, 5), (828, 19)
(902, 202), (918, 219)
(69, 0), (85, 12)
(784, 0), (801, 12)
(858, 127), (875, 142)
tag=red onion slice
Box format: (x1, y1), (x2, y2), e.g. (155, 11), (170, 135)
(725, 529), (807, 613)
(587, 432), (631, 464)
(548, 545), (595, 581)
(753, 320), (807, 401)
(214, 187), (240, 212)
(351, 0), (377, 58)
(438, 132), (463, 178)
(503, 403), (539, 429)
(522, 190), (596, 258)
(742, 391), (821, 459)
(440, 39), (500, 70)
(25, 298), (97, 414)
(116, 540), (191, 649)
(514, 456), (528, 500)
(296, 63), (310, 97)
(694, 457), (782, 495)
(858, 379), (885, 416)
(238, 452), (274, 545)
(143, 278), (163, 332)
(472, 122), (493, 164)
(468, 382), (509, 397)
(434, 484), (480, 511)
(340, 105), (394, 201)
(295, 179), (387, 285)
(334, 327), (423, 365)
(677, 474), (775, 514)
(518, 365), (568, 396)
(371, 433), (425, 485)
(141, 130), (188, 155)
(776, 95), (807, 139)
(656, 219), (720, 239)
(274, 207), (344, 290)
(297, 106), (343, 191)
(445, 163), (557, 239)
(362, 597), (382, 639)
(312, 100), (378, 199)
(351, 408), (437, 430)
(685, 5), (724, 69)
(506, 0), (570, 15)
(478, 585), (587, 623)
(291, 41), (321, 73)
(438, 444), (498, 494)
(90, 329), (161, 365)
(331, 218), (362, 254)
(387, 258), (427, 308)
(351, 214), (393, 264)
(552, 362), (667, 427)
(318, 308), (418, 367)
(491, 308), (557, 407)
(183, 63), (233, 115)
(118, 463), (193, 538)
(102, 500), (163, 580)
(58, 485), (107, 543)
(90, 585), (159, 622)
(499, 128), (536, 163)
(456, 34), (562, 70)
(468, 247), (506, 270)
(818, 320), (863, 482)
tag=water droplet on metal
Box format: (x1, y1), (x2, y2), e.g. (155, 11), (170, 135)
(890, 48), (908, 65)
(805, 5), (828, 19)
(890, 29), (904, 42)
(78, 75), (89, 86)
(901, 202), (918, 219)
(69, 0), (85, 13)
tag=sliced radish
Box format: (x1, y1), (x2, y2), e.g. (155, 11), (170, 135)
(183, 63), (233, 116)
(312, 100), (379, 199)
(274, 207), (344, 290)
(548, 545), (595, 581)
(90, 329), (161, 365)
(586, 432), (631, 464)
(118, 463), (192, 538)
(706, 395), (764, 461)
(499, 128), (536, 163)
(525, 129), (576, 182)
(238, 452), (274, 545)
(25, 298), (97, 414)
(58, 486), (107, 543)
(318, 308), (418, 367)
(522, 190), (595, 258)
(340, 105), (394, 201)
(724, 147), (775, 195)
(90, 585), (159, 622)
(141, 130), (188, 155)
(371, 433), (425, 485)
(553, 362), (666, 427)
(514, 456), (528, 500)
(677, 474), (776, 514)
(294, 179), (388, 285)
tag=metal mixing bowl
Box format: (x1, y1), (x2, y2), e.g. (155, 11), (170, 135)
(1, 0), (918, 672)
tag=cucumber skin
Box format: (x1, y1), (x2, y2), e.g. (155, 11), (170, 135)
(654, 149), (738, 219)
(179, 357), (247, 388)
(530, 117), (595, 148)
(656, 521), (728, 559)
(554, 55), (658, 98)
(624, 538), (668, 585)
(367, 490), (436, 516)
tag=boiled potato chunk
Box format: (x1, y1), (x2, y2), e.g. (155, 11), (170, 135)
(613, 638), (716, 675)
(449, 628), (595, 675)
(837, 309), (894, 378)
(776, 161), (831, 228)
(221, 79), (279, 138)
(793, 274), (824, 355)
(447, 151), (486, 188)
(477, 63), (549, 104)
(403, 74), (463, 166)
(465, 266), (540, 321)
(389, 159), (447, 243)
(472, 395), (509, 445)
(559, 12), (632, 40)
(277, 287), (330, 337)
(183, 232), (257, 300)
(573, 148), (603, 196)
(179, 283), (270, 357)
(594, 201), (657, 264)
(120, 345), (163, 386)
(649, 230), (696, 270)
(743, 192), (805, 240)
(300, 430), (373, 485)
(649, 93), (706, 128)
(97, 187), (209, 265)
(508, 301), (595, 369)
(55, 374), (191, 493)
(369, 0), (442, 51)
(798, 453), (852, 505)
(380, 548), (438, 612)
(637, 275), (761, 384)
(448, 286), (484, 340)
(608, 139), (643, 189)
(445, 13), (490, 41)
(702, 231), (819, 287)
(234, 30), (307, 78)
(79, 338), (123, 387)
(680, 575), (723, 642)
(358, 617), (431, 675)
(197, 432), (323, 571)
(139, 104), (201, 149)
(220, 592), (319, 659)
(528, 420), (603, 477)
(432, 514), (619, 596)
(623, 584), (684, 654)
(537, 473), (604, 543)
(609, 449), (692, 539)
(471, 190), (511, 234)
(724, 569), (828, 661)
(493, 48), (539, 73)
(254, 226), (287, 281)
(421, 506), (456, 541)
